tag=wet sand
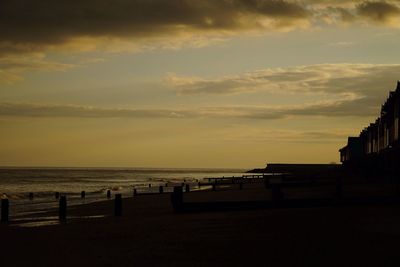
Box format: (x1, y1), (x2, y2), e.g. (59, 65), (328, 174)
(1, 183), (400, 266)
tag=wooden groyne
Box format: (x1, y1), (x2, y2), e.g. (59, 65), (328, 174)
(3, 166), (395, 223)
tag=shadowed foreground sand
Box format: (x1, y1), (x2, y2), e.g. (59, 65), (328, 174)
(1, 185), (400, 266)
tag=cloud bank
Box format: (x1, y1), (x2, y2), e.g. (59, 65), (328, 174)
(1, 1), (400, 84)
(1, 0), (400, 56)
(2, 63), (397, 119)
(167, 63), (400, 115)
(0, 0), (310, 56)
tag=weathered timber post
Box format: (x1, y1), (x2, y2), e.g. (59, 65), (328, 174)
(81, 191), (86, 199)
(171, 186), (183, 212)
(1, 198), (9, 223)
(159, 186), (164, 194)
(59, 196), (67, 221)
(107, 190), (111, 199)
(29, 192), (34, 200)
(115, 194), (122, 217)
(133, 188), (137, 196)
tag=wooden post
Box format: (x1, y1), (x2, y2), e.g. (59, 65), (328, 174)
(115, 194), (122, 217)
(198, 182), (201, 188)
(159, 185), (164, 194)
(185, 184), (190, 193)
(133, 188), (137, 196)
(1, 199), (9, 223)
(148, 184), (152, 188)
(171, 186), (183, 212)
(165, 183), (168, 187)
(81, 191), (86, 199)
(29, 192), (34, 200)
(55, 192), (60, 199)
(107, 190), (111, 199)
(59, 196), (67, 221)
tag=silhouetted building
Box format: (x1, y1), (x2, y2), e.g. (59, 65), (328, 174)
(339, 137), (363, 163)
(339, 81), (400, 175)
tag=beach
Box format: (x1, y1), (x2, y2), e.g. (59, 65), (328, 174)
(1, 182), (400, 266)
(0, 167), (247, 219)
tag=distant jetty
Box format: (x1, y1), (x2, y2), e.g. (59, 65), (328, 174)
(247, 163), (341, 176)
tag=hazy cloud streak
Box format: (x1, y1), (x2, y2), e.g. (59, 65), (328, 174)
(0, 98), (378, 120)
(167, 63), (400, 115)
(0, 53), (75, 84)
(3, 62), (399, 119)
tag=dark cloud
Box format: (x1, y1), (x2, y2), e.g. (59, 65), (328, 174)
(0, 0), (309, 55)
(357, 1), (400, 23)
(1, 1), (400, 56)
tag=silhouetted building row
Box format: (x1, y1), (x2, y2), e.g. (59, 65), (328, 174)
(339, 81), (400, 175)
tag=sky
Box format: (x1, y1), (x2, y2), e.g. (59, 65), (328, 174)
(1, 0), (400, 168)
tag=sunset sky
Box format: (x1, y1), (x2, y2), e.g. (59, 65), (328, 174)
(1, 0), (400, 168)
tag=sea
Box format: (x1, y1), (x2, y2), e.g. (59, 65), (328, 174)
(0, 167), (247, 223)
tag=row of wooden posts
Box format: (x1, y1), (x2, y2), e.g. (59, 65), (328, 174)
(6, 178), (242, 203)
(13, 182), (196, 201)
(1, 184), (189, 223)
(0, 192), (124, 223)
(1, 178), (281, 223)
(0, 182), (202, 223)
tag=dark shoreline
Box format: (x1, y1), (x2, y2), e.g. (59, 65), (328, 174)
(2, 178), (400, 266)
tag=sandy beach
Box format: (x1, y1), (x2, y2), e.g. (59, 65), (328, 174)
(1, 182), (400, 266)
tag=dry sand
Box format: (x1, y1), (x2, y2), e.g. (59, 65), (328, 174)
(1, 182), (400, 266)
